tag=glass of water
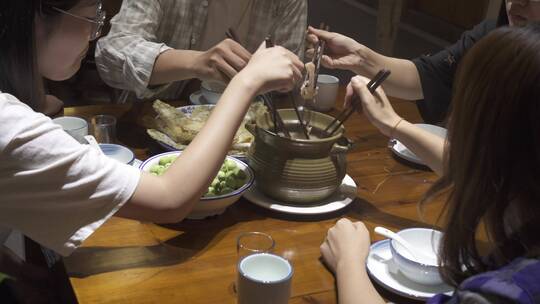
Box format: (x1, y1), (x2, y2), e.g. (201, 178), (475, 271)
(236, 232), (275, 262)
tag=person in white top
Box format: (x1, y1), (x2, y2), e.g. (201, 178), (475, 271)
(0, 0), (302, 297)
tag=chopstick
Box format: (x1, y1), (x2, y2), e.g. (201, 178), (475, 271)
(225, 29), (291, 138)
(267, 33), (310, 139)
(324, 69), (391, 136)
(289, 92), (310, 139)
(313, 23), (330, 87)
(261, 94), (291, 137)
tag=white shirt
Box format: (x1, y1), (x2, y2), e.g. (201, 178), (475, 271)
(0, 92), (141, 256)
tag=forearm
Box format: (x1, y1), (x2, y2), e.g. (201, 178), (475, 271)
(148, 49), (203, 86)
(336, 260), (385, 304)
(356, 48), (423, 100)
(393, 120), (445, 175)
(122, 74), (257, 222)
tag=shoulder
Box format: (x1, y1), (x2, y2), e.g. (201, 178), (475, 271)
(460, 20), (498, 44)
(0, 92), (61, 151)
(459, 258), (540, 303)
(0, 92), (45, 130)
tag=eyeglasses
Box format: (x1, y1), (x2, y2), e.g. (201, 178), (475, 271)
(52, 3), (106, 40)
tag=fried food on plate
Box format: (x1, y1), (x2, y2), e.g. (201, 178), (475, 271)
(147, 100), (267, 154)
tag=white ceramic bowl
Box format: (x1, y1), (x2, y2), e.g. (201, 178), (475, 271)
(139, 151), (254, 219)
(201, 81), (226, 104)
(99, 144), (135, 165)
(52, 116), (88, 143)
(389, 228), (443, 285)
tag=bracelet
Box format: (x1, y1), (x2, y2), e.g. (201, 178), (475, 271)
(390, 118), (404, 139)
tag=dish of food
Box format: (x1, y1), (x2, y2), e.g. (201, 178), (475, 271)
(146, 100), (267, 155)
(149, 155), (248, 197)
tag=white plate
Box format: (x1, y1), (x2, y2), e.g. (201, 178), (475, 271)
(389, 123), (447, 165)
(99, 144), (135, 165)
(243, 175), (357, 215)
(366, 239), (453, 301)
(190, 91), (210, 105)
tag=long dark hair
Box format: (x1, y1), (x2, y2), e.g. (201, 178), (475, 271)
(423, 24), (540, 286)
(0, 0), (80, 111)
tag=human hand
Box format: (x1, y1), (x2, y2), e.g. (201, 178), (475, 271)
(345, 76), (402, 137)
(306, 26), (366, 74)
(194, 39), (252, 82)
(237, 42), (304, 94)
(320, 218), (371, 273)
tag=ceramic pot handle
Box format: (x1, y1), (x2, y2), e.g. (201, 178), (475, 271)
(330, 137), (355, 155)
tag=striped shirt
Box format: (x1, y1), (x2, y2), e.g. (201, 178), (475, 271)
(95, 0), (308, 100)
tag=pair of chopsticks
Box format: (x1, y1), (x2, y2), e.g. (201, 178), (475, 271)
(313, 23), (330, 88)
(324, 69), (392, 136)
(226, 28), (291, 137)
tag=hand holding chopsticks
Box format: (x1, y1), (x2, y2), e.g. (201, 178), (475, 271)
(324, 69), (391, 136)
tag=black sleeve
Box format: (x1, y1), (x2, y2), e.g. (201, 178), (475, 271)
(412, 20), (498, 124)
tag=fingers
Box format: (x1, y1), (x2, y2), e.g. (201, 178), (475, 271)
(320, 55), (336, 69)
(350, 76), (374, 102)
(230, 43), (252, 63)
(344, 82), (355, 108)
(222, 53), (248, 72)
(306, 33), (319, 45)
(215, 59), (238, 80)
(308, 25), (333, 41)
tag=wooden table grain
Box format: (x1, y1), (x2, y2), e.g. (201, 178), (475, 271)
(62, 91), (446, 304)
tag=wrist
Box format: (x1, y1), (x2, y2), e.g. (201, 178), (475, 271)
(232, 71), (261, 96)
(379, 116), (404, 138)
(187, 50), (208, 79)
(354, 46), (380, 77)
(336, 255), (366, 272)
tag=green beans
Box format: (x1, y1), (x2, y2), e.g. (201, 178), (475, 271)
(149, 156), (247, 197)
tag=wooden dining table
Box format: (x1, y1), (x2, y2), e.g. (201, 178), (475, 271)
(61, 88), (448, 304)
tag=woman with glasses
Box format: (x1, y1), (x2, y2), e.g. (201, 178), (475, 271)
(0, 0), (302, 300)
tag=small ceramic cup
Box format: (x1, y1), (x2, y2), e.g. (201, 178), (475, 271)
(237, 253), (293, 304)
(313, 74), (339, 112)
(201, 80), (226, 104)
(52, 116), (88, 143)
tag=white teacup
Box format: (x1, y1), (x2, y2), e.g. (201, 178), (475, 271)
(52, 116), (88, 143)
(201, 80), (226, 104)
(237, 253), (293, 304)
(314, 74), (339, 112)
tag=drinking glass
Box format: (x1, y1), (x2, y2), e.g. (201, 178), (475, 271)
(91, 114), (117, 143)
(236, 232), (275, 261)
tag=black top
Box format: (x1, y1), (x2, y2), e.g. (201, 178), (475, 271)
(412, 6), (509, 124)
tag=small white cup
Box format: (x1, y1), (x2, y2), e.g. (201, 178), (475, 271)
(52, 116), (88, 143)
(237, 253), (293, 304)
(201, 80), (226, 104)
(313, 74), (339, 112)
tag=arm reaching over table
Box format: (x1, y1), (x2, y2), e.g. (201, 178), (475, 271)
(118, 44), (304, 223)
(306, 27), (422, 101)
(320, 219), (386, 304)
(347, 76), (445, 175)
